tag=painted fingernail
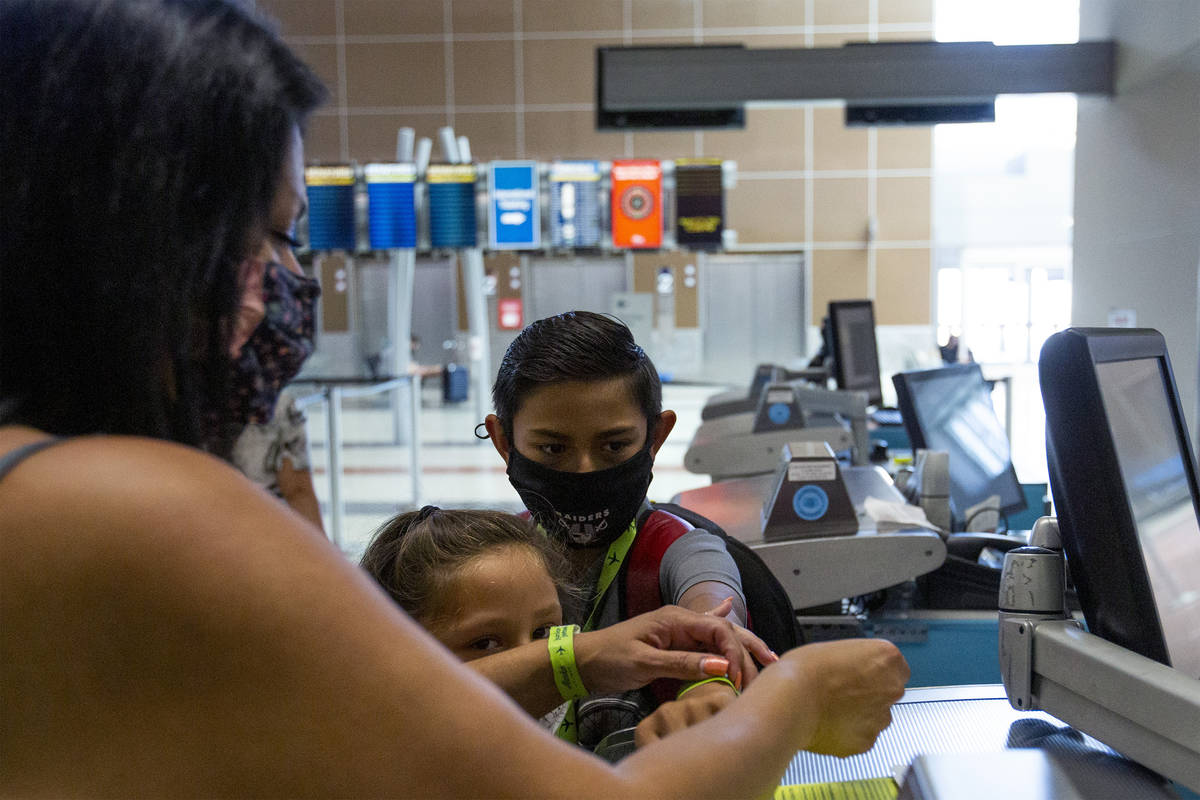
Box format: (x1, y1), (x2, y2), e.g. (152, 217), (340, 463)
(769, 650), (780, 662)
(701, 657), (730, 677)
(734, 672), (743, 691)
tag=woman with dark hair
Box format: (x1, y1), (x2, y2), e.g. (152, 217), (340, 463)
(0, 1), (907, 796)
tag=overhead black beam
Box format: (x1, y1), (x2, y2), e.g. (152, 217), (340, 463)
(599, 41), (1116, 111)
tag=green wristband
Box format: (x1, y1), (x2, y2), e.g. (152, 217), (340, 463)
(548, 625), (588, 701)
(676, 676), (739, 700)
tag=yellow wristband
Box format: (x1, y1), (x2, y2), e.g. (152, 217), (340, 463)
(548, 625), (587, 701)
(676, 676), (739, 700)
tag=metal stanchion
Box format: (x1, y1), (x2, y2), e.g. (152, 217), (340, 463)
(409, 374), (422, 506)
(326, 385), (345, 550)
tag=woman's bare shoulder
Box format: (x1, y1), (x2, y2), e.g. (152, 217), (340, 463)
(0, 431), (333, 601)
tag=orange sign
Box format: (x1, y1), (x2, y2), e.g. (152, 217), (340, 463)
(610, 159), (662, 249)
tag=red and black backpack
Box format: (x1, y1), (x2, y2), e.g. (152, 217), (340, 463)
(619, 502), (800, 702)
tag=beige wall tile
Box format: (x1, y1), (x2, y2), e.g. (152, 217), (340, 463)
(812, 0), (869, 26)
(453, 40), (517, 107)
(261, 0), (338, 37)
(627, 34), (695, 45)
(812, 178), (868, 242)
(702, 0), (805, 28)
(703, 33), (808, 48)
(344, 42), (446, 107)
(876, 126), (932, 170)
(343, 0), (444, 36)
(521, 0), (624, 32)
(524, 38), (620, 105)
(634, 0), (696, 30)
(523, 110), (627, 160)
(876, 177), (931, 241)
(453, 112), (519, 161)
(812, 105), (867, 170)
(347, 113), (445, 160)
(811, 249), (869, 319)
(727, 179), (806, 243)
(452, 0), (515, 34)
(287, 42), (341, 103)
(875, 247), (931, 324)
(874, 29), (934, 41)
(702, 107), (806, 171)
(877, 0), (934, 24)
(302, 113), (344, 162)
(631, 130), (697, 159)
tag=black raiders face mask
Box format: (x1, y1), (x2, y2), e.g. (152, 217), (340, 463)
(506, 445), (654, 548)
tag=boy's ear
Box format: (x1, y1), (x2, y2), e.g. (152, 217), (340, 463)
(483, 414), (512, 464)
(648, 410), (677, 459)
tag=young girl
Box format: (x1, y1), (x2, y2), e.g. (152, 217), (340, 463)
(361, 506), (749, 746)
(361, 507), (571, 666)
(362, 507), (576, 730)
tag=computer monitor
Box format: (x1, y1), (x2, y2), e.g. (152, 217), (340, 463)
(1041, 328), (1200, 678)
(892, 363), (1026, 528)
(828, 300), (883, 406)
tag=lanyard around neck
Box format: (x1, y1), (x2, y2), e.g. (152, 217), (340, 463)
(554, 519), (638, 745)
(582, 520), (637, 633)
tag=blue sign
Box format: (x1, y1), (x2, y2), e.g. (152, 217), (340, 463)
(549, 160), (602, 248)
(488, 160), (540, 250)
(792, 485), (830, 521)
(767, 403), (792, 425)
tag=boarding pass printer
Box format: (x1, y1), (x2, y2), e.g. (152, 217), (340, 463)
(676, 441), (946, 610)
(685, 381), (871, 481)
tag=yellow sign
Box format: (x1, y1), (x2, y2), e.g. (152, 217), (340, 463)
(304, 165), (355, 186)
(775, 777), (898, 800)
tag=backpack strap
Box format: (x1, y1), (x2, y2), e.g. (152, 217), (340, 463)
(623, 505), (696, 620)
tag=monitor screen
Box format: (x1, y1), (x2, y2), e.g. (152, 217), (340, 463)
(892, 363), (1025, 527)
(1095, 357), (1200, 676)
(828, 300), (883, 406)
(1041, 327), (1200, 678)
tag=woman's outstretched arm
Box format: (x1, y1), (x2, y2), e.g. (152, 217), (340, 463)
(0, 433), (907, 799)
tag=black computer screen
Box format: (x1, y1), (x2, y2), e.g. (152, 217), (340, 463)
(1041, 327), (1200, 678)
(1095, 357), (1200, 677)
(828, 300), (883, 406)
(892, 363), (1025, 527)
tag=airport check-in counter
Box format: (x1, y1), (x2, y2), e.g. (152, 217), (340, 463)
(685, 382), (872, 481)
(673, 461), (946, 610)
(699, 365), (832, 422)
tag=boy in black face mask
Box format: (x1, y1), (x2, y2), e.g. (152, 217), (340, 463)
(482, 310), (768, 749)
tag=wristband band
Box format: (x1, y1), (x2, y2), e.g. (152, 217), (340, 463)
(676, 676), (739, 700)
(548, 625), (588, 701)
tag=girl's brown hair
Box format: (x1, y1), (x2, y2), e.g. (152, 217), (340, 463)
(361, 507), (574, 622)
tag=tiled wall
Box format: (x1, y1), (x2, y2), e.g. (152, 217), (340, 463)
(261, 0), (934, 325)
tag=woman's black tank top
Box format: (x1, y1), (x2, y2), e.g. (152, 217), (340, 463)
(0, 438), (63, 483)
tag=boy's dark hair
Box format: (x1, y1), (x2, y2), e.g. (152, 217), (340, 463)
(491, 311), (662, 442)
(360, 507), (574, 623)
(0, 0), (326, 447)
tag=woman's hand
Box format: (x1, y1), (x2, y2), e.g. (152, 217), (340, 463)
(770, 638), (909, 757)
(572, 604), (776, 695)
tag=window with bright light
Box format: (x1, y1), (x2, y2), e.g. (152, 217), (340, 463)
(934, 0), (1079, 366)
